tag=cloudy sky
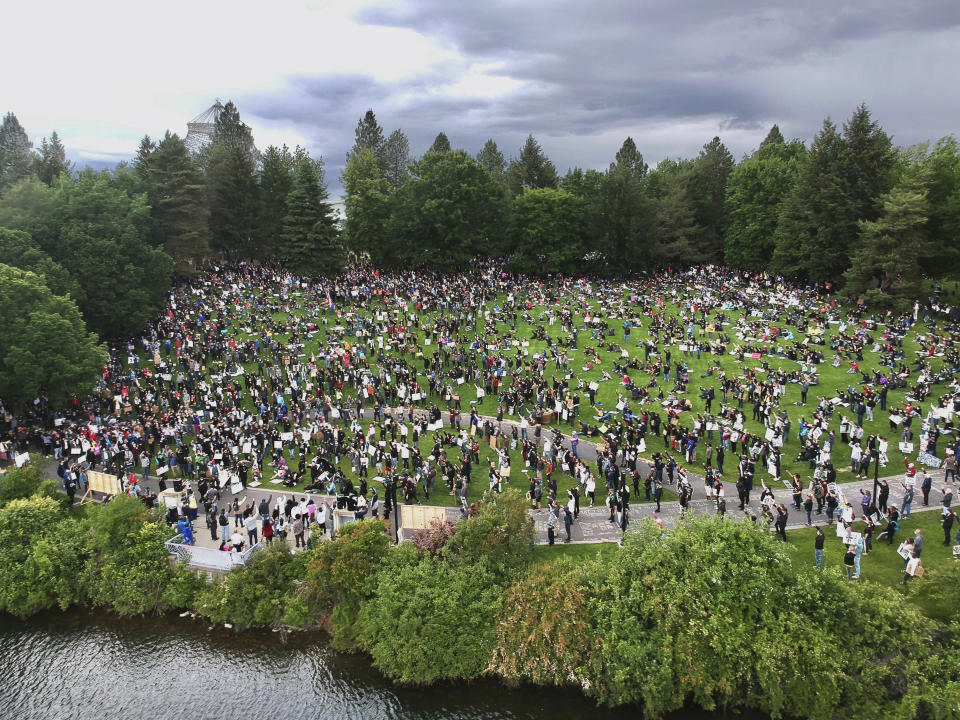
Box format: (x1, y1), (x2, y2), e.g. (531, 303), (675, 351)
(4, 0), (959, 199)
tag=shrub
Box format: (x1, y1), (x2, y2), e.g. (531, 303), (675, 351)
(0, 465), (43, 507)
(193, 543), (310, 628)
(0, 495), (87, 616)
(411, 519), (456, 557)
(442, 489), (534, 580)
(356, 555), (503, 684)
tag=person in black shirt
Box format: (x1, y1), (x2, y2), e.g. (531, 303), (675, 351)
(814, 527), (825, 569)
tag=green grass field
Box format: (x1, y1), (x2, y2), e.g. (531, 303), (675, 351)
(125, 278), (956, 505)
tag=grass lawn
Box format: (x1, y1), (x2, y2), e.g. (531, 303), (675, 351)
(123, 277), (958, 507)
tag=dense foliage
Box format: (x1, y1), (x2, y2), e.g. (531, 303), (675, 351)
(0, 477), (958, 718)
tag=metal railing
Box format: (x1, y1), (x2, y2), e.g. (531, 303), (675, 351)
(165, 534), (264, 571)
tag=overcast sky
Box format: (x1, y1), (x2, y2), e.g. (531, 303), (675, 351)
(4, 0), (959, 200)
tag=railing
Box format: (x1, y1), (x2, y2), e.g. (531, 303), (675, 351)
(165, 534), (264, 571)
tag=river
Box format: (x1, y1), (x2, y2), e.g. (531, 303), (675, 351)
(0, 613), (757, 720)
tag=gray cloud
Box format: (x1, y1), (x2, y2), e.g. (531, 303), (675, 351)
(236, 0), (960, 199)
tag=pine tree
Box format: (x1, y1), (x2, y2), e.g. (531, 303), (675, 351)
(759, 124), (785, 149)
(204, 102), (260, 255)
(342, 148), (390, 259)
(476, 139), (506, 182)
(844, 174), (931, 307)
(429, 132), (451, 154)
(148, 132), (210, 272)
(506, 135), (558, 196)
(689, 136), (734, 262)
(133, 135), (155, 181)
(0, 113), (34, 193)
(258, 145), (296, 256)
(281, 151), (343, 277)
(382, 130), (410, 191)
(33, 132), (72, 185)
(351, 110), (385, 167)
(610, 137), (648, 180)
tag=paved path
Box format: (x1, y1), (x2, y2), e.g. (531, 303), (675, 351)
(50, 407), (953, 547)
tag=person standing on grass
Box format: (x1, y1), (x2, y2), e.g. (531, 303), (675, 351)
(902, 552), (921, 585)
(853, 533), (864, 579)
(814, 527), (825, 569)
(943, 508), (956, 546)
(844, 544), (856, 580)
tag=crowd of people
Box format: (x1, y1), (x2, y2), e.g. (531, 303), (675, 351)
(1, 260), (958, 568)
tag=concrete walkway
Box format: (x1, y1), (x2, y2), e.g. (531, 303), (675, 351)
(52, 407), (952, 547)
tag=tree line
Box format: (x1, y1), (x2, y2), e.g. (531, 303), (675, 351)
(343, 106), (960, 307)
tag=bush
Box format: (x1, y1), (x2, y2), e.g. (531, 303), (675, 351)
(193, 544), (310, 628)
(490, 559), (599, 688)
(442, 489), (534, 580)
(287, 518), (391, 643)
(0, 465), (43, 507)
(356, 555), (503, 684)
(0, 495), (87, 616)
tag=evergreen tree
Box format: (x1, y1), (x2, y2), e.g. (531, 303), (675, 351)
(0, 112), (34, 193)
(654, 165), (703, 265)
(724, 137), (806, 270)
(429, 132), (451, 154)
(33, 132), (72, 185)
(133, 135), (155, 182)
(759, 124), (785, 149)
(281, 150), (343, 277)
(351, 110), (385, 168)
(918, 137), (960, 274)
(772, 118), (847, 281)
(204, 102), (260, 255)
(844, 174), (932, 307)
(772, 106), (894, 282)
(382, 129), (410, 191)
(688, 136), (734, 262)
(476, 139), (506, 183)
(506, 135), (559, 196)
(258, 145), (296, 257)
(342, 148), (390, 259)
(147, 132), (210, 272)
(610, 137), (648, 180)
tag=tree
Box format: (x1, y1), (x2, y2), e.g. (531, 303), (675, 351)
(772, 106), (894, 282)
(610, 137), (648, 180)
(258, 145), (296, 257)
(350, 109), (385, 167)
(651, 161), (703, 265)
(914, 137), (960, 275)
(759, 124), (785, 149)
(429, 132), (451, 154)
(28, 169), (172, 338)
(0, 465), (44, 508)
(33, 132), (72, 185)
(0, 112), (33, 193)
(0, 496), (87, 618)
(204, 102), (260, 255)
(724, 136), (806, 270)
(597, 141), (657, 271)
(280, 149), (343, 277)
(0, 227), (81, 300)
(510, 188), (587, 275)
(381, 129), (410, 191)
(772, 118), (847, 281)
(507, 135), (559, 196)
(844, 174), (932, 307)
(342, 148), (390, 258)
(146, 131), (210, 272)
(387, 150), (507, 267)
(476, 139), (506, 183)
(0, 175), (60, 229)
(0, 264), (105, 407)
(132, 135), (155, 182)
(688, 136), (734, 262)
